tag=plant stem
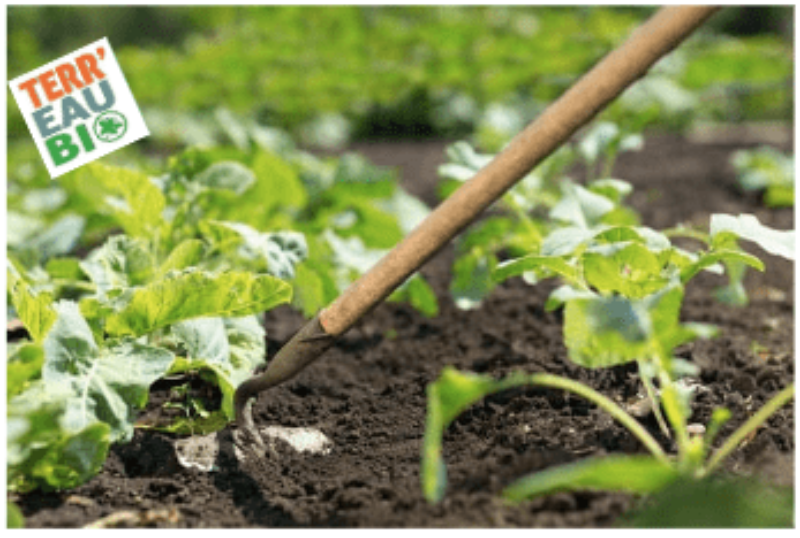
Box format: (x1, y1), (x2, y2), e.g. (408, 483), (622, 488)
(600, 155), (616, 180)
(503, 195), (542, 244)
(705, 383), (795, 475)
(638, 361), (671, 439)
(658, 371), (691, 457)
(530, 373), (670, 466)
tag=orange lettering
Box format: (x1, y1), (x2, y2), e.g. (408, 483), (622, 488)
(18, 78), (42, 109)
(39, 70), (63, 102)
(56, 63), (85, 95)
(76, 54), (105, 85)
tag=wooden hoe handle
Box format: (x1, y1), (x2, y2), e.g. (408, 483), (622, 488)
(234, 6), (721, 428)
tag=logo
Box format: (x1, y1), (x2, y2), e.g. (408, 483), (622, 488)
(9, 37), (149, 179)
(93, 111), (128, 142)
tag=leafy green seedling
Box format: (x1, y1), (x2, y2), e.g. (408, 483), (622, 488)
(577, 121), (644, 182)
(731, 146), (794, 208)
(422, 367), (794, 504)
(422, 213), (794, 503)
(7, 139), (438, 494)
(669, 213), (795, 305)
(438, 125), (642, 310)
(163, 143), (437, 318)
(6, 161), (299, 493)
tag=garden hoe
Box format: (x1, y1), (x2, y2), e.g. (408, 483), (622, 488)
(234, 5), (722, 455)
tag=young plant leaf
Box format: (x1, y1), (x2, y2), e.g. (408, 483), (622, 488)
(8, 390), (111, 491)
(24, 215), (86, 263)
(202, 220), (307, 279)
(193, 161), (256, 195)
(389, 274), (439, 318)
(323, 230), (384, 290)
(61, 163), (167, 239)
(494, 255), (580, 284)
(105, 270), (291, 337)
(541, 226), (595, 256)
(42, 301), (175, 442)
(156, 239), (206, 278)
(7, 211), (45, 250)
(622, 477), (794, 528)
(422, 367), (521, 503)
(333, 198), (404, 249)
(7, 267), (57, 342)
(583, 243), (669, 299)
(7, 501), (24, 528)
(680, 249), (764, 283)
(710, 214), (794, 260)
(579, 122), (623, 164)
(169, 315), (265, 421)
(450, 249), (497, 310)
(7, 343), (45, 400)
(381, 188), (431, 235)
(714, 258), (750, 306)
(503, 455), (678, 502)
(290, 263), (328, 318)
(549, 181), (616, 228)
(563, 295), (651, 368)
(45, 257), (84, 281)
(79, 236), (155, 299)
(438, 141), (493, 182)
(545, 285), (598, 312)
(591, 226), (645, 245)
(588, 178), (633, 204)
(731, 146), (794, 209)
(251, 149), (309, 214)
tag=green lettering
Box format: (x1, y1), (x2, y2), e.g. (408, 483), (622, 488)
(76, 123), (95, 151)
(46, 133), (79, 166)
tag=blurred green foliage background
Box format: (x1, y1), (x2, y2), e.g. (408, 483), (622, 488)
(8, 6), (793, 147)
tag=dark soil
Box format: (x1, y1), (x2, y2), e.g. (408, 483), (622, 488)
(16, 132), (794, 527)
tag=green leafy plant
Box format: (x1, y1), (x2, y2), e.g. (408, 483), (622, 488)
(7, 135), (438, 497)
(421, 213), (794, 503)
(439, 123), (642, 310)
(7, 161), (297, 495)
(731, 146), (794, 208)
(159, 136), (438, 318)
(7, 118), (438, 319)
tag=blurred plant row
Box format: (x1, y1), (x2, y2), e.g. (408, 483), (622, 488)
(8, 6), (793, 151)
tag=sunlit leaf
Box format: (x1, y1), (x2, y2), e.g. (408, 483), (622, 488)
(504, 455), (678, 502)
(42, 301), (175, 442)
(7, 266), (57, 342)
(710, 214), (794, 260)
(495, 255), (579, 283)
(80, 236), (155, 299)
(61, 163), (166, 239)
(105, 270), (291, 336)
(193, 161), (256, 195)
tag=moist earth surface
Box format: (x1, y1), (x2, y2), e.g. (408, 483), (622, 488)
(15, 132), (795, 527)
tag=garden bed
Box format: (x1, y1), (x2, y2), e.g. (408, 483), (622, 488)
(15, 132), (794, 527)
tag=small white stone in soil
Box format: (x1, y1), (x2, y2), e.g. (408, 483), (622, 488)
(261, 426), (332, 455)
(177, 427), (333, 471)
(175, 434), (219, 472)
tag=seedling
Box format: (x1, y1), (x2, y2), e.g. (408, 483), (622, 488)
(438, 122), (643, 310)
(731, 146), (794, 208)
(6, 161), (297, 492)
(422, 213), (795, 503)
(423, 362), (794, 501)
